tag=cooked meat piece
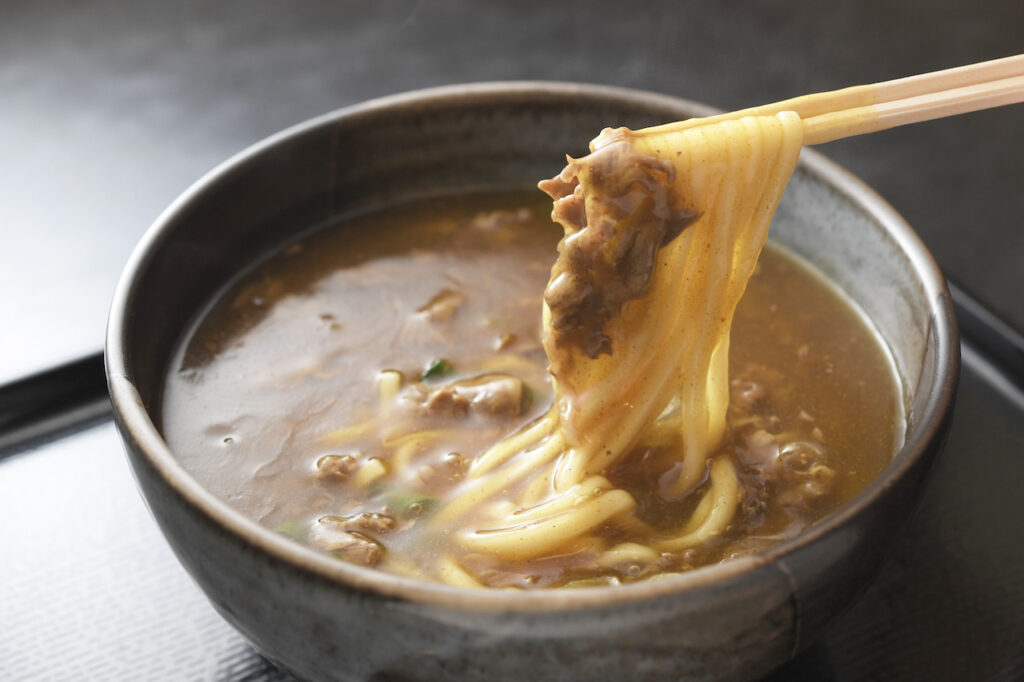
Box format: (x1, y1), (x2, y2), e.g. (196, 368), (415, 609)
(539, 132), (699, 358)
(311, 517), (386, 566)
(319, 512), (397, 535)
(735, 429), (780, 472)
(780, 464), (836, 501)
(400, 373), (525, 418)
(422, 386), (472, 416)
(735, 431), (836, 508)
(456, 374), (524, 415)
(775, 441), (837, 505)
(315, 454), (358, 482)
(738, 482), (768, 527)
(778, 441), (828, 477)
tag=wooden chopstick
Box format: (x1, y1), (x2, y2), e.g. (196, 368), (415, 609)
(637, 53), (1024, 145)
(802, 72), (1024, 144)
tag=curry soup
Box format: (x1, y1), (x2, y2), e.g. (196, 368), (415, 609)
(162, 190), (904, 588)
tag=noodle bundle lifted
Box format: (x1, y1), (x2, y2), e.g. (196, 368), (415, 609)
(436, 113), (805, 572)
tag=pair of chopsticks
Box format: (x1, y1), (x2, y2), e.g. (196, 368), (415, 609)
(640, 53), (1024, 145)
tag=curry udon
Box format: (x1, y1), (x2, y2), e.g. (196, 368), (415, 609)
(162, 188), (903, 589)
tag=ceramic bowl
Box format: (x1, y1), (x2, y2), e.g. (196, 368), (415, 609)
(106, 83), (959, 681)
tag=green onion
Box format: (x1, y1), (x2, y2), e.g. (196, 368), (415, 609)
(384, 490), (440, 519)
(420, 358), (454, 382)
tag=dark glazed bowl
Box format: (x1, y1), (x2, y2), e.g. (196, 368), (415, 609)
(106, 83), (959, 681)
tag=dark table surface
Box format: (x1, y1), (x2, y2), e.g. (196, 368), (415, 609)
(1, 1), (1022, 680)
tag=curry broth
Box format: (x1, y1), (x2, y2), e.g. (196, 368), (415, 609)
(162, 191), (904, 587)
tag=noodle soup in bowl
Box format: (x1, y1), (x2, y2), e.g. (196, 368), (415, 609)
(106, 83), (958, 681)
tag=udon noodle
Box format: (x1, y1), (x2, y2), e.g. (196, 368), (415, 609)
(378, 113), (804, 581)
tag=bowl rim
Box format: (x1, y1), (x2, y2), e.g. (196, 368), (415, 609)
(105, 80), (960, 613)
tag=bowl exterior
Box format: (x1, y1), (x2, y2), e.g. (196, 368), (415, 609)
(117, 413), (799, 681)
(107, 83), (958, 681)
